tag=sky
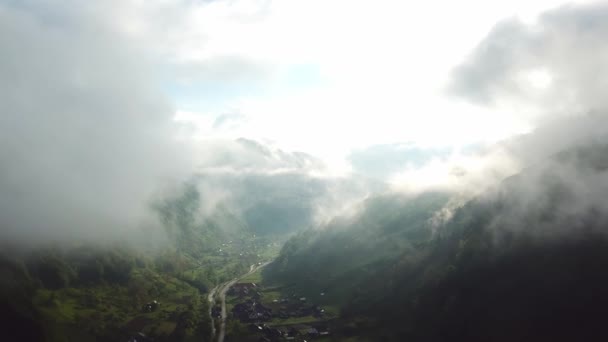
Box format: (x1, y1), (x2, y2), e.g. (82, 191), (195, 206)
(2, 0), (607, 243)
(147, 0), (580, 168)
(3, 0), (590, 168)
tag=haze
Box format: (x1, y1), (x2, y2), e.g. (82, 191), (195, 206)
(6, 2), (608, 342)
(2, 0), (607, 241)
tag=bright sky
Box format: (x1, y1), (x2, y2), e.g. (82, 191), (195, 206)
(2, 0), (606, 243)
(126, 0), (584, 171)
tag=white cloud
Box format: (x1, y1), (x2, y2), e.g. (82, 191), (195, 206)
(139, 0), (576, 168)
(3, 0), (603, 246)
(107, 0), (597, 188)
(389, 145), (521, 194)
(0, 1), (197, 243)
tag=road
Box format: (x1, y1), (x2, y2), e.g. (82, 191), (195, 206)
(207, 285), (219, 338)
(208, 262), (270, 342)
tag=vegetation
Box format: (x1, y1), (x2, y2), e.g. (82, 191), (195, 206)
(0, 181), (280, 341)
(6, 145), (608, 341)
(265, 191), (450, 304)
(265, 145), (608, 341)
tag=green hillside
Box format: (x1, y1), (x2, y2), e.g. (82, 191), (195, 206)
(265, 192), (450, 303)
(264, 144), (608, 341)
(0, 181), (279, 341)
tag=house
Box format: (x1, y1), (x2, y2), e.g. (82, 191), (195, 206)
(127, 332), (153, 342)
(295, 325), (313, 336)
(248, 323), (264, 332)
(211, 306), (221, 318)
(228, 282), (258, 296)
(275, 327), (289, 337)
(232, 300), (272, 322)
(142, 300), (160, 312)
(269, 328), (284, 338)
(307, 327), (319, 337)
(314, 323), (330, 336)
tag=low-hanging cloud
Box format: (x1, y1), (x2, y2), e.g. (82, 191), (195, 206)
(0, 2), (196, 244)
(184, 138), (378, 233)
(469, 144), (608, 244)
(449, 2), (608, 121)
(350, 4), (608, 199)
(441, 2), (608, 238)
(442, 2), (608, 176)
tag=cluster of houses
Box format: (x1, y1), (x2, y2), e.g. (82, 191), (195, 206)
(227, 282), (333, 340)
(272, 297), (326, 320)
(275, 304), (325, 320)
(228, 282), (259, 297)
(230, 287), (327, 323)
(232, 299), (273, 322)
(248, 323), (330, 341)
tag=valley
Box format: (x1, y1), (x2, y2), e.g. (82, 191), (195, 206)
(5, 1), (608, 341)
(6, 146), (608, 342)
(219, 267), (337, 341)
(6, 236), (277, 342)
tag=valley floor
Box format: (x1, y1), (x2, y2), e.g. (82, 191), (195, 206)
(221, 267), (372, 342)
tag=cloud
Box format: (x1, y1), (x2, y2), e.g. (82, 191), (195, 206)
(449, 2), (608, 121)
(0, 2), (195, 244)
(138, 0), (572, 163)
(174, 56), (273, 84)
(192, 138), (328, 174)
(388, 144), (520, 195)
(4, 0), (599, 248)
(400, 2), (608, 195)
(156, 138), (379, 234)
(442, 2), (608, 239)
(348, 144), (455, 180)
(465, 143), (608, 244)
(213, 111), (246, 130)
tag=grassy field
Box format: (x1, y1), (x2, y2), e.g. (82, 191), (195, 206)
(31, 266), (208, 341)
(239, 268), (264, 283)
(266, 315), (321, 326)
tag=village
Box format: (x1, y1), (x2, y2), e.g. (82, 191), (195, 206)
(213, 281), (333, 341)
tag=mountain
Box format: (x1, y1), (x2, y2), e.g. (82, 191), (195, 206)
(0, 181), (275, 341)
(6, 141), (608, 341)
(188, 138), (382, 236)
(0, 145), (375, 341)
(264, 144), (608, 341)
(265, 191), (450, 303)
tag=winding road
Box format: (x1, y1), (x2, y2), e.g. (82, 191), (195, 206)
(207, 285), (219, 338)
(208, 262), (270, 342)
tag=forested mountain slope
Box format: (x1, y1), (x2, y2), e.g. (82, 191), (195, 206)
(265, 144), (608, 341)
(0, 182), (276, 341)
